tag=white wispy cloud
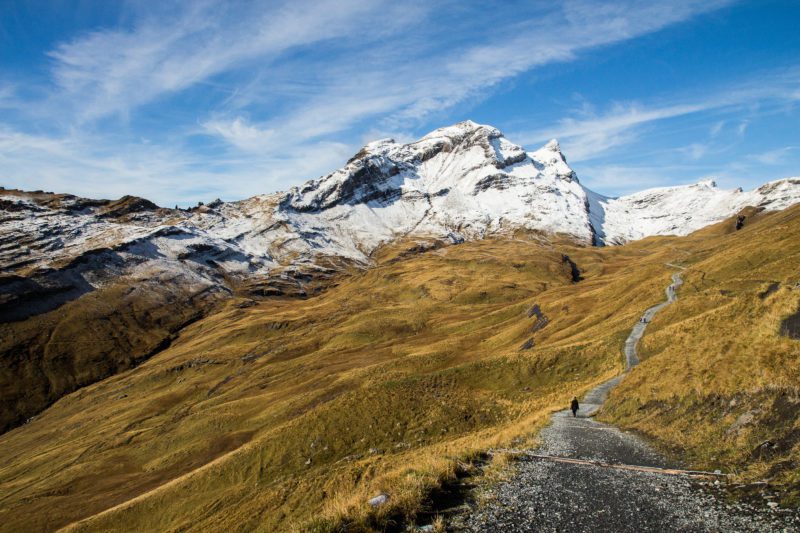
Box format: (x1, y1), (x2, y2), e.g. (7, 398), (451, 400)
(515, 69), (800, 162)
(203, 0), (737, 149)
(46, 0), (733, 131)
(749, 146), (796, 165)
(202, 117), (276, 153)
(47, 0), (422, 121)
(0, 123), (354, 205)
(518, 102), (709, 161)
(1, 0), (771, 204)
(0, 126), (213, 203)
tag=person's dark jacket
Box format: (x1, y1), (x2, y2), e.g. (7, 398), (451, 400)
(570, 398), (579, 411)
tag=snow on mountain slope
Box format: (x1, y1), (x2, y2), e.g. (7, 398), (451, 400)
(178, 121), (595, 283)
(595, 177), (800, 244)
(259, 121), (593, 257)
(2, 120), (800, 299)
(0, 191), (272, 292)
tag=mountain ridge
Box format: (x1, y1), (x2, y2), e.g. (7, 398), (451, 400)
(3, 120), (799, 283)
(1, 120), (799, 433)
(2, 202), (799, 532)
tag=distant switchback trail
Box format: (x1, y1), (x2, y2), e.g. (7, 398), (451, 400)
(451, 270), (799, 532)
(623, 272), (683, 369)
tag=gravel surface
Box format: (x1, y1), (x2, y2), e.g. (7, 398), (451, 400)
(624, 273), (682, 368)
(450, 273), (800, 532)
(454, 411), (799, 532)
(536, 410), (670, 468)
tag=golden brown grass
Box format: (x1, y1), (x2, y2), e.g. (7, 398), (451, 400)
(0, 206), (798, 532)
(0, 277), (221, 433)
(600, 204), (800, 504)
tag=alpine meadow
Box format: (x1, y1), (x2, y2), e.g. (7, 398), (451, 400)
(1, 1), (799, 532)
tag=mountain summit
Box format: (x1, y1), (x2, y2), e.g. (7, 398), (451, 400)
(3, 120), (799, 284)
(3, 120), (800, 293)
(2, 119), (800, 433)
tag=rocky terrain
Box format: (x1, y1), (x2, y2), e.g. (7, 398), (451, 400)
(458, 418), (800, 533)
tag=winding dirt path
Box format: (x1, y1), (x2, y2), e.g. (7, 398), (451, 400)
(571, 271), (683, 421)
(623, 272), (683, 369)
(451, 270), (799, 532)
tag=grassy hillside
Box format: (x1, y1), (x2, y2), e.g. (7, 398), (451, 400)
(600, 204), (800, 504)
(0, 274), (223, 433)
(0, 206), (797, 531)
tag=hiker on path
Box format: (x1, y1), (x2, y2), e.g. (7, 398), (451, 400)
(570, 397), (579, 417)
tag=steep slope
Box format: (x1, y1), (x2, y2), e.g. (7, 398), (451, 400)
(1, 205), (798, 532)
(0, 191), (251, 432)
(601, 203), (800, 503)
(2, 121), (800, 435)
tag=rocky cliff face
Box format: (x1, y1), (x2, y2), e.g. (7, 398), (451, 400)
(257, 121), (595, 260)
(2, 120), (800, 433)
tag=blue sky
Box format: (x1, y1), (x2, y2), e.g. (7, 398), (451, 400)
(0, 0), (798, 206)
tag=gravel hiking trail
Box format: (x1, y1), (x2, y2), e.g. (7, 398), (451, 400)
(451, 271), (800, 532)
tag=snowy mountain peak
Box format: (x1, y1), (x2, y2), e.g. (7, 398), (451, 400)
(3, 120), (800, 302)
(281, 121), (542, 214)
(418, 119), (500, 141)
(529, 138), (577, 183)
(362, 138), (398, 153)
(543, 138), (562, 152)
